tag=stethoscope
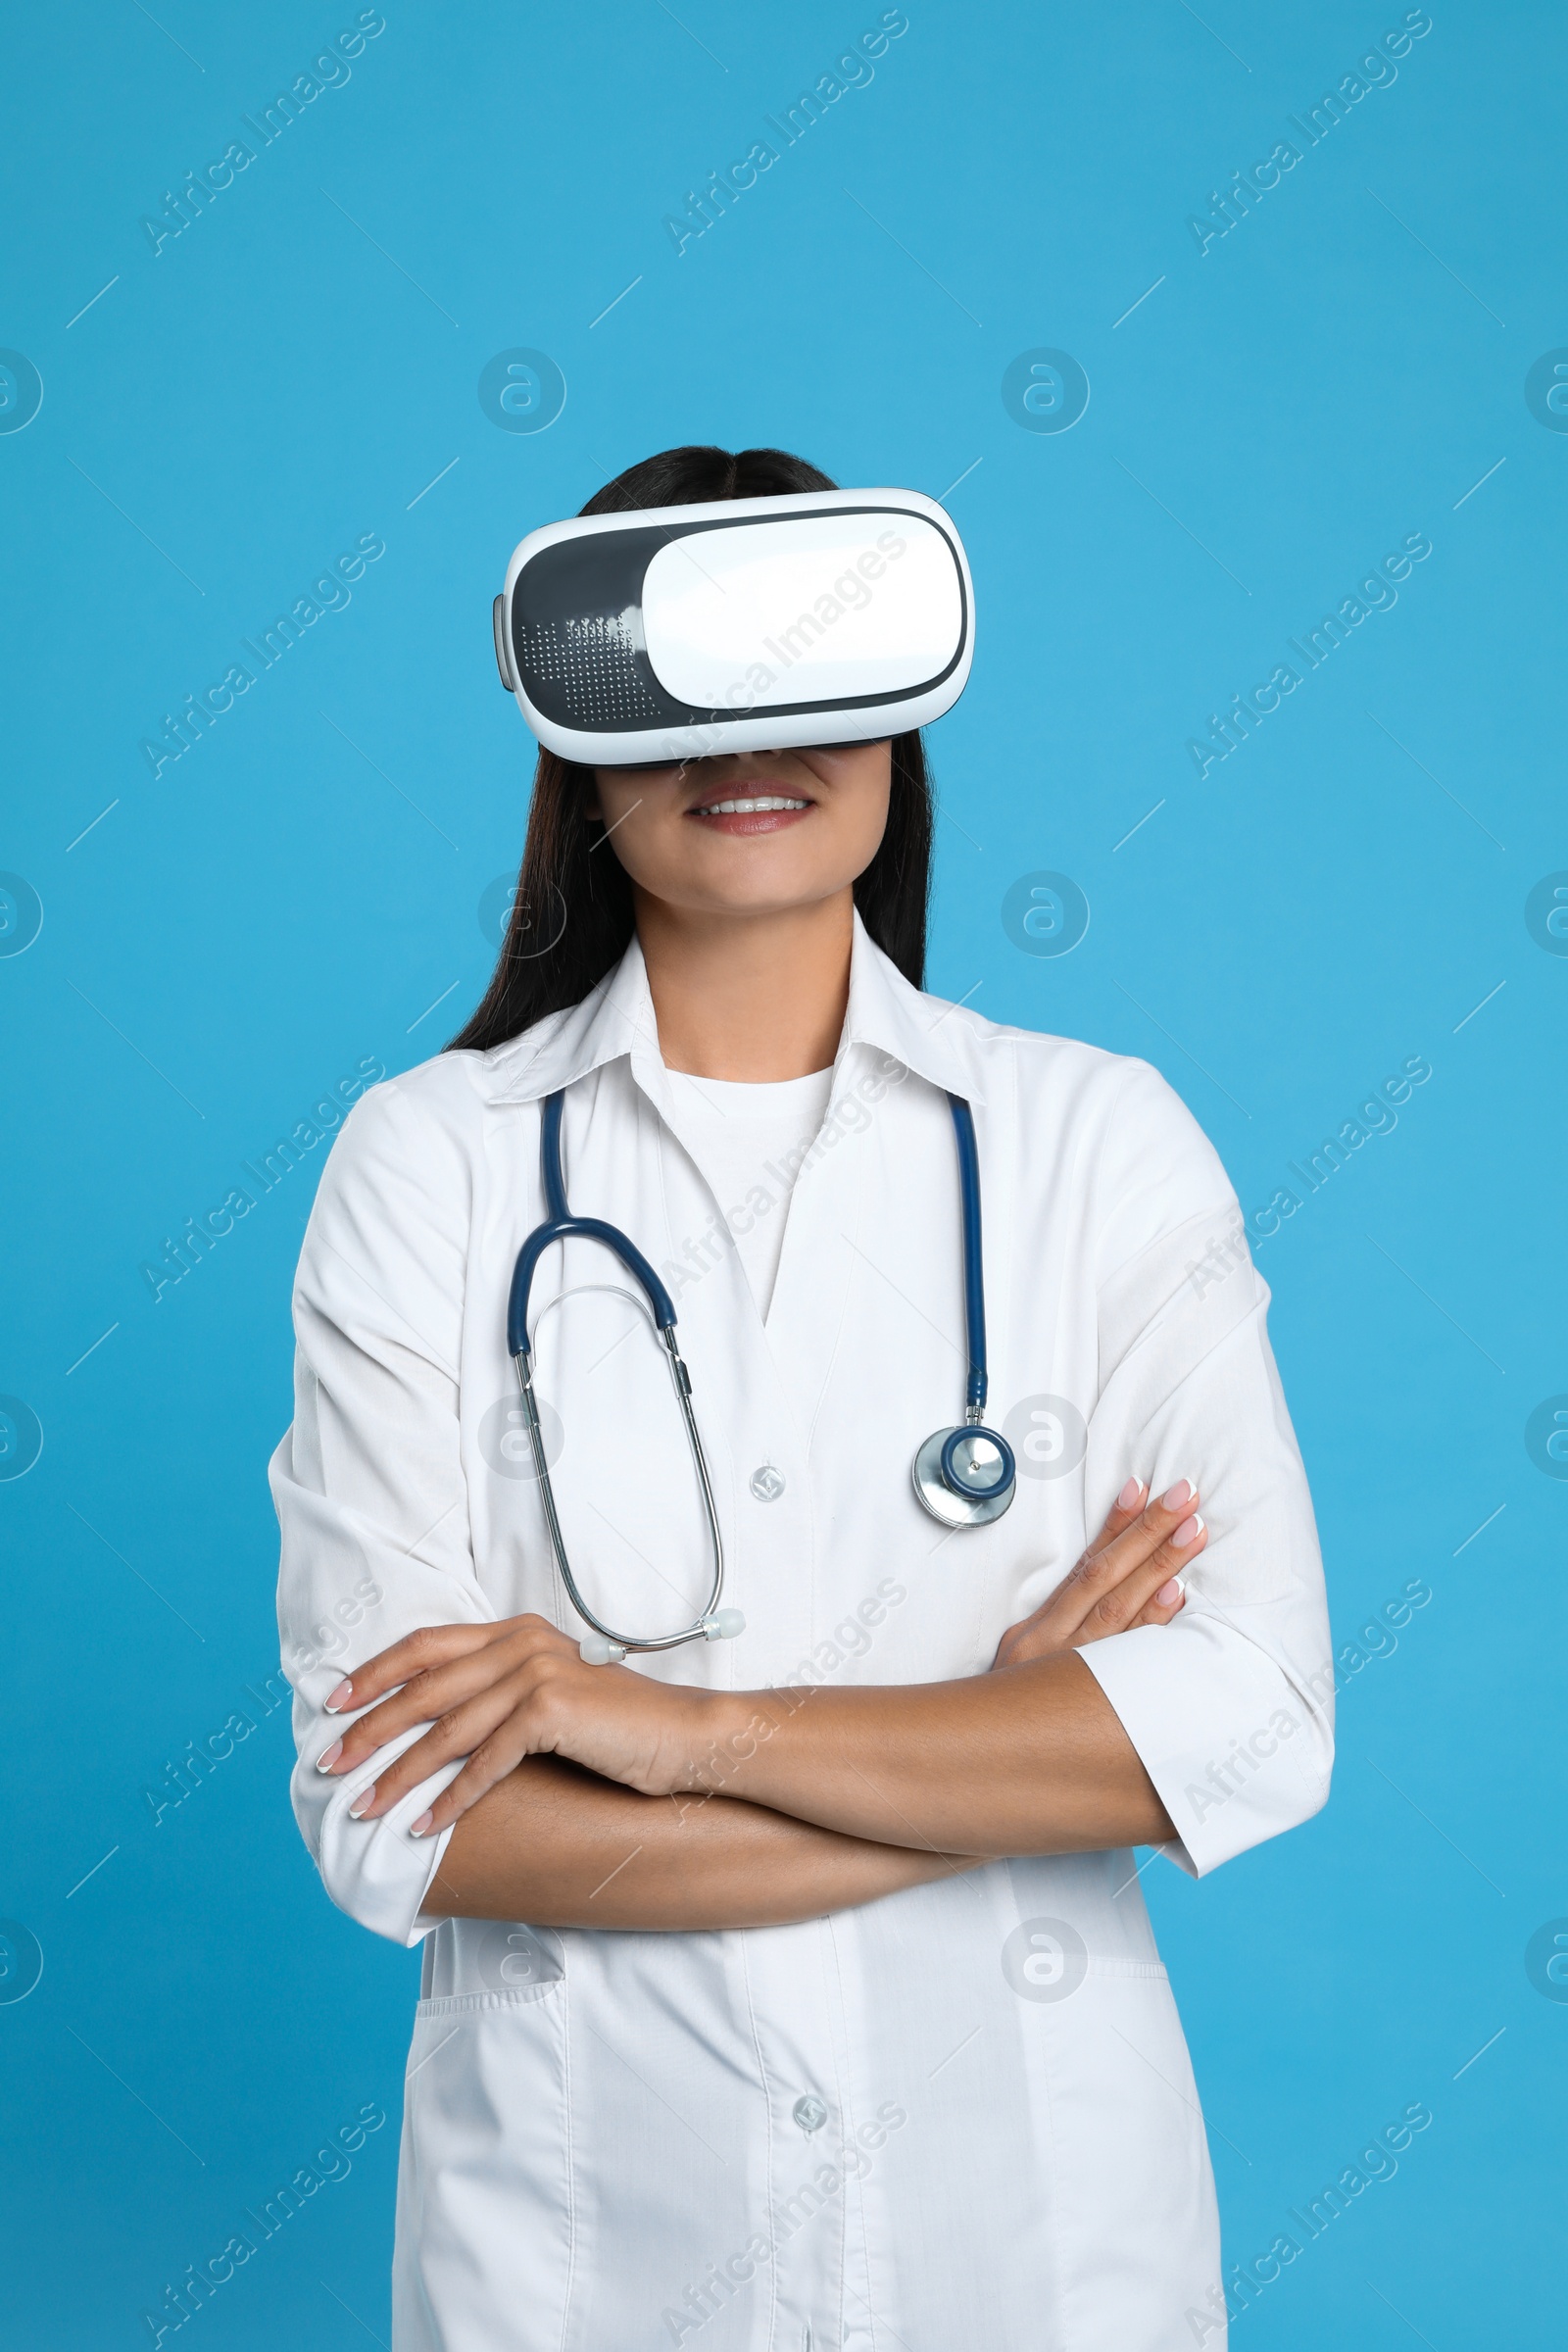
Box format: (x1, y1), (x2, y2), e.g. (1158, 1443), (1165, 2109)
(508, 1087), (1016, 1663)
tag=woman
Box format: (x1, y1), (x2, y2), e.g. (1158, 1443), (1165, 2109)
(273, 444), (1333, 2350)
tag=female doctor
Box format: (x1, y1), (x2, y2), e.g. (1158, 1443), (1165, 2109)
(273, 443), (1333, 2352)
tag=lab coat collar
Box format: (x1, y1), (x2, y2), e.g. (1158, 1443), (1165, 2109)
(486, 909), (987, 1107)
(838, 909), (988, 1106)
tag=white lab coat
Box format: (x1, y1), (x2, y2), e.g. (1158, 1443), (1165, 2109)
(272, 916), (1332, 2352)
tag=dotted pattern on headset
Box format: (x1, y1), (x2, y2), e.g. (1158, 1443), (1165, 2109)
(517, 615), (662, 724)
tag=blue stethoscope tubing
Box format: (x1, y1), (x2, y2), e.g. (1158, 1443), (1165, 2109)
(508, 1086), (1016, 1662)
(909, 1097), (1018, 1531)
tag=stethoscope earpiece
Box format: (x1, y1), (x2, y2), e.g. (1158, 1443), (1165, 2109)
(579, 1634), (628, 1666)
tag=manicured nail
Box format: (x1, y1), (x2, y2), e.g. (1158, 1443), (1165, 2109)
(349, 1784), (376, 1818)
(409, 1811), (433, 1838)
(315, 1739), (343, 1774)
(1155, 1577), (1183, 1606)
(1172, 1513), (1204, 1548)
(324, 1680), (353, 1714)
(1160, 1479), (1196, 1511)
(1116, 1476), (1145, 1512)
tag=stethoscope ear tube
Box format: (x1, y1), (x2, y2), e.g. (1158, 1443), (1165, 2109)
(508, 1215), (679, 1359)
(509, 1093), (679, 1355)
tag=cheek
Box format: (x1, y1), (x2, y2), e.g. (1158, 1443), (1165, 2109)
(845, 789), (892, 873)
(806, 747), (894, 869)
(590, 778), (704, 899)
(588, 766), (639, 823)
(849, 770), (894, 870)
(590, 770), (674, 851)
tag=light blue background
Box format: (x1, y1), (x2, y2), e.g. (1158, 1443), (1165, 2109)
(2, 2), (1563, 2342)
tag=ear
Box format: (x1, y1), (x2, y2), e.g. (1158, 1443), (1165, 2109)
(583, 771), (603, 820)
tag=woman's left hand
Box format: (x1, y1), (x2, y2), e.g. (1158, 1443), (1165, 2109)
(314, 1614), (722, 1837)
(990, 1475), (1206, 1671)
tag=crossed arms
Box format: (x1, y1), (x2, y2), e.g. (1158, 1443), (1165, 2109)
(313, 1478), (1207, 1931)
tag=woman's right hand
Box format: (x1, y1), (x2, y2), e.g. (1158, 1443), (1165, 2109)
(990, 1478), (1207, 1671)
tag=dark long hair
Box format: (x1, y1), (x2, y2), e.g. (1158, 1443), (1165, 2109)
(448, 444), (935, 1054)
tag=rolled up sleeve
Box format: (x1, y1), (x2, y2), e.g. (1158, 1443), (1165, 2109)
(1075, 1062), (1334, 1877)
(270, 1073), (490, 1946)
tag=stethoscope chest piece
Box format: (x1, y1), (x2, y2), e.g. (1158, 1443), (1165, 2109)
(912, 1423), (1016, 1529)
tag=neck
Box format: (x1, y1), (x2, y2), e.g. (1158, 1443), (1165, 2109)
(635, 888), (854, 1080)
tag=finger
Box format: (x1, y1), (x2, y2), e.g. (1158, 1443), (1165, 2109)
(318, 1616), (578, 1775)
(318, 1642), (531, 1777)
(992, 1476), (1157, 1661)
(1125, 1575), (1190, 1632)
(323, 1611), (570, 1719)
(1077, 1477), (1201, 1590)
(408, 1726), (542, 1839)
(348, 1680), (532, 1823)
(1083, 1475), (1150, 1560)
(1080, 1515), (1207, 1641)
(322, 1621), (499, 1717)
(1018, 1480), (1201, 1650)
(992, 1477), (1203, 1665)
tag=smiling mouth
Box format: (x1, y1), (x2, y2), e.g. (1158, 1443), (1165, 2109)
(692, 795), (811, 816)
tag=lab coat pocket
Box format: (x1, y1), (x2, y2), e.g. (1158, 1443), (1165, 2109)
(417, 1914), (565, 2003)
(413, 1983), (562, 2018)
(395, 1972), (579, 2352)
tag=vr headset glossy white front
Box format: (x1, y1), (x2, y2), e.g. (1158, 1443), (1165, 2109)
(493, 487), (973, 765)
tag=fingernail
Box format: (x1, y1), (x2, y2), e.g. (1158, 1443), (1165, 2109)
(315, 1739), (343, 1774)
(324, 1680), (353, 1714)
(1160, 1479), (1196, 1511)
(410, 1811), (433, 1838)
(1172, 1513), (1204, 1548)
(1116, 1476), (1144, 1511)
(349, 1783), (376, 1818)
(1155, 1577), (1182, 1606)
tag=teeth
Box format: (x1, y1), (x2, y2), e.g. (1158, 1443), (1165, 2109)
(698, 797), (809, 815)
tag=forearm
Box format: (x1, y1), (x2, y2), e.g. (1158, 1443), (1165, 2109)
(423, 1753), (980, 1931)
(688, 1652), (1174, 1855)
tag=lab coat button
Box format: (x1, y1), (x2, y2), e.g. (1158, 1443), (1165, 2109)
(792, 2094), (828, 2134)
(750, 1462), (786, 1501)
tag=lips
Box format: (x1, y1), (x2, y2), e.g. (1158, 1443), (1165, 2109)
(686, 785), (815, 836)
(693, 795), (809, 815)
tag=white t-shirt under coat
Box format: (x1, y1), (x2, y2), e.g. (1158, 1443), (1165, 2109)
(663, 1065), (834, 1319)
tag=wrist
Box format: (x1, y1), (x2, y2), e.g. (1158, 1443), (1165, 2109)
(684, 1689), (782, 1800)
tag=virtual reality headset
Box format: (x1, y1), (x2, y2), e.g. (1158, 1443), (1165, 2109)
(492, 486), (973, 766)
